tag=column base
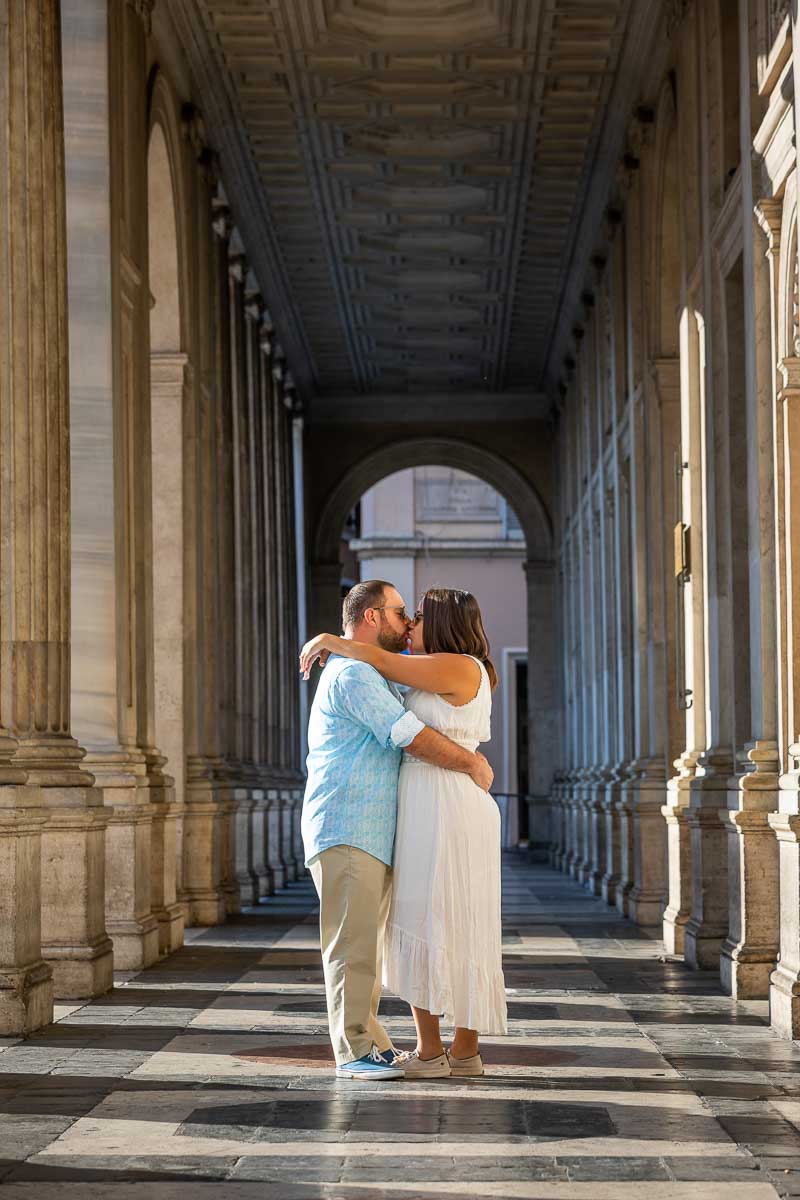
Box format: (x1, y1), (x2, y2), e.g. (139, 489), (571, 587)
(601, 874), (620, 906)
(186, 890), (227, 926)
(720, 939), (776, 999)
(281, 787), (298, 883)
(662, 907), (689, 956)
(627, 765), (668, 928)
(0, 787), (54, 1033)
(684, 918), (726, 970)
(627, 889), (665, 927)
(662, 763), (694, 956)
(615, 787), (635, 919)
(768, 806), (800, 1036)
(182, 766), (226, 927)
(232, 783), (256, 907)
(266, 788), (287, 891)
(222, 785), (242, 916)
(770, 961), (800, 1039)
(87, 751), (169, 972)
(40, 786), (113, 1000)
(683, 769), (730, 970)
(44, 934), (114, 1000)
(105, 915), (160, 972)
(0, 960), (53, 1036)
(250, 788), (271, 899)
(153, 901), (185, 956)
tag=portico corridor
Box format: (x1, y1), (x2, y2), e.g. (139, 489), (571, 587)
(1, 855), (799, 1199)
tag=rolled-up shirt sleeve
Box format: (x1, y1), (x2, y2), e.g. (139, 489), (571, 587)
(334, 662), (425, 751)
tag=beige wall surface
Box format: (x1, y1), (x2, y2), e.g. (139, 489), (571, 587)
(414, 556), (527, 783)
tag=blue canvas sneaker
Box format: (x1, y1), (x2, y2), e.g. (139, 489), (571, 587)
(336, 1045), (405, 1080)
(379, 1046), (410, 1066)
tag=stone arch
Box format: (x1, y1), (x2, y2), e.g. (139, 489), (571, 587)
(313, 435), (553, 568)
(309, 435), (557, 823)
(147, 68), (193, 351)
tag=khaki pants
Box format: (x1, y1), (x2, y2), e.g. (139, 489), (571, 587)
(309, 844), (393, 1065)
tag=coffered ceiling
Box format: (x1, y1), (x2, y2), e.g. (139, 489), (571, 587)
(169, 0), (661, 400)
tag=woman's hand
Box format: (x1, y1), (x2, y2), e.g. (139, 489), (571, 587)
(299, 634), (335, 679)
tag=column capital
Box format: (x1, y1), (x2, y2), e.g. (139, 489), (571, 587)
(228, 251), (247, 283)
(651, 355), (681, 399)
(211, 202), (233, 243)
(244, 273), (263, 321)
(755, 198), (783, 258)
(259, 310), (275, 356)
(778, 356), (800, 393)
(181, 103), (217, 181)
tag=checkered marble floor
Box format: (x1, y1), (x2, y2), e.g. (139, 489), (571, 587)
(2, 856), (800, 1198)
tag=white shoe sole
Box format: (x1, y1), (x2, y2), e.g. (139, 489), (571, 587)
(447, 1054), (484, 1077)
(403, 1066), (452, 1079)
(335, 1067), (405, 1080)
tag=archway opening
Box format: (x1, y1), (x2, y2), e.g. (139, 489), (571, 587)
(311, 437), (556, 854)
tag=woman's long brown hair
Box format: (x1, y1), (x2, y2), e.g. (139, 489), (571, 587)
(421, 587), (498, 690)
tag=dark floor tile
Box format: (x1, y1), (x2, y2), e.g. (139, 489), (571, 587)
(559, 1156), (671, 1181)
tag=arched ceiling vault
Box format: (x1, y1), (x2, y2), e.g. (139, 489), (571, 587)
(168, 0), (662, 403)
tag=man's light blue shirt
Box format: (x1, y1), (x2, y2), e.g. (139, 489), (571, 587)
(301, 655), (425, 868)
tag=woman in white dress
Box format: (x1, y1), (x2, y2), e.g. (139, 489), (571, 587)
(299, 587), (507, 1079)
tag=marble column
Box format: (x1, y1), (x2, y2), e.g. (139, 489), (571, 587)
(769, 352), (800, 1036)
(0, 757), (52, 1033)
(1, 0), (113, 998)
(65, 0), (182, 971)
(718, 193), (781, 999)
(182, 125), (226, 926)
(0, 0), (56, 1033)
(239, 275), (268, 903)
(525, 560), (557, 860)
(275, 366), (302, 879)
(149, 353), (188, 953)
(759, 185), (800, 1033)
(602, 769), (624, 907)
(684, 369), (732, 976)
(626, 359), (680, 926)
(663, 304), (708, 959)
(227, 243), (254, 912)
(293, 413), (310, 770)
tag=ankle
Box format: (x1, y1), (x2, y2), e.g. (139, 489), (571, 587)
(449, 1041), (479, 1060)
(416, 1042), (445, 1060)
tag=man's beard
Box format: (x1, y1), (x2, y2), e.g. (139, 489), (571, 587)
(377, 623), (407, 654)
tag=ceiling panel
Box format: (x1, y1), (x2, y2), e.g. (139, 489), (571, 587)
(179, 0), (656, 396)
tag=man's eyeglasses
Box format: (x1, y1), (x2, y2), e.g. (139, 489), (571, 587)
(373, 604), (422, 624)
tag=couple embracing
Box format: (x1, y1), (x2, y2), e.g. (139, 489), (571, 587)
(299, 579), (507, 1081)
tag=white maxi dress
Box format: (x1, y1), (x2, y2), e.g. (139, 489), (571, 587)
(382, 656), (507, 1034)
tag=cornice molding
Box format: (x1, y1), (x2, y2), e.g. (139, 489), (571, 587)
(543, 0), (665, 394)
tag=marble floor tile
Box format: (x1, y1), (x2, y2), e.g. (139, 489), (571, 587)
(1, 858), (792, 1197)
